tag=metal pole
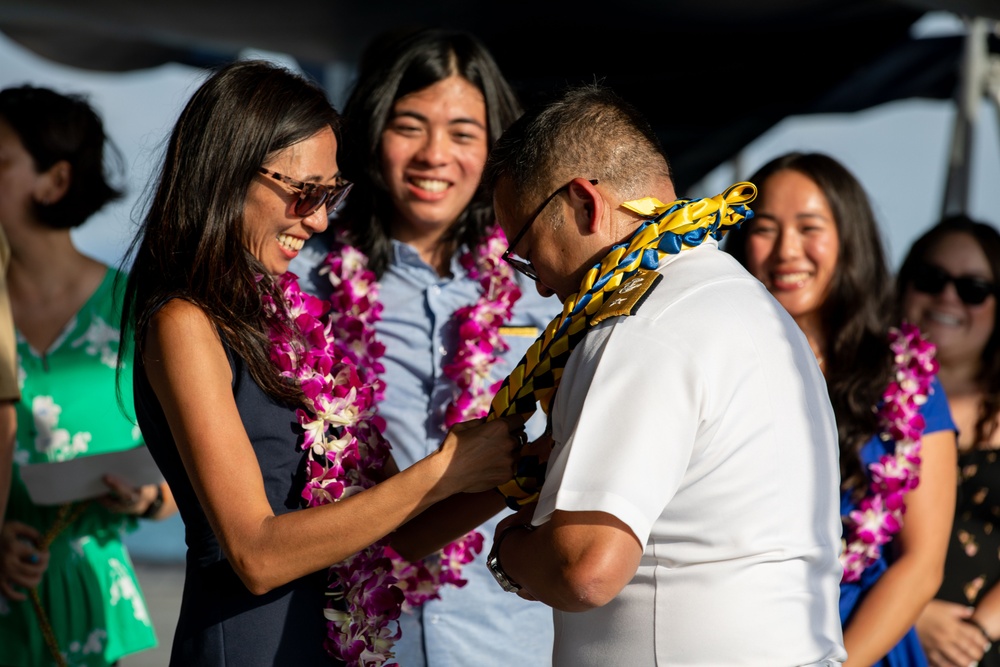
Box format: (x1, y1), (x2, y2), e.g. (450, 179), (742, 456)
(942, 16), (989, 218)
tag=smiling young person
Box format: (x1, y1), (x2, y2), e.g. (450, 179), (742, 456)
(899, 217), (1000, 667)
(289, 28), (559, 666)
(725, 152), (958, 667)
(121, 59), (523, 667)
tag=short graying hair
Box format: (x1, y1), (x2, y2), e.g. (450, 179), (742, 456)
(483, 84), (672, 202)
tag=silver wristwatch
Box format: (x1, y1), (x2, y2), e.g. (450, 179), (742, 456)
(487, 523), (535, 593)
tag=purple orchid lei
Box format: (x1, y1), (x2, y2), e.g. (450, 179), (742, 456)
(442, 226), (523, 429)
(320, 226), (521, 612)
(262, 270), (402, 666)
(839, 322), (939, 583)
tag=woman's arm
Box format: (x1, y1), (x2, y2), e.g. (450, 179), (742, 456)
(144, 299), (517, 595)
(389, 489), (507, 561)
(389, 425), (544, 560)
(842, 429), (957, 666)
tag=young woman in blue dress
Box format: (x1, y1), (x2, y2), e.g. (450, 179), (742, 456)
(726, 151), (958, 666)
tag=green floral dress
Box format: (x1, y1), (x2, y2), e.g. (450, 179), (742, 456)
(0, 268), (157, 667)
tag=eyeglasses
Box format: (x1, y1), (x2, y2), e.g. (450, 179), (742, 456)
(502, 179), (599, 281)
(911, 263), (996, 305)
(258, 167), (353, 218)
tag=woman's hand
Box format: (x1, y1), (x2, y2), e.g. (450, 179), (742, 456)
(917, 599), (989, 667)
(0, 521), (50, 601)
(99, 474), (161, 517)
(435, 417), (522, 495)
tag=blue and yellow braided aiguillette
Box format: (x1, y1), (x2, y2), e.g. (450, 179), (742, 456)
(487, 182), (756, 508)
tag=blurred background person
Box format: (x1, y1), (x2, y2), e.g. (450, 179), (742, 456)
(900, 216), (1000, 667)
(290, 27), (558, 666)
(726, 151), (957, 666)
(0, 85), (175, 667)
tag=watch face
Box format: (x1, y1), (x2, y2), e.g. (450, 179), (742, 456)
(487, 551), (520, 592)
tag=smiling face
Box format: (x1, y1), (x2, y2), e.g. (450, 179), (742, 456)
(243, 126), (338, 275)
(902, 231), (996, 367)
(744, 169), (841, 329)
(379, 75), (489, 238)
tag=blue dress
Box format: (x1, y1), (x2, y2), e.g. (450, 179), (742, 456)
(839, 375), (955, 666)
(134, 335), (335, 666)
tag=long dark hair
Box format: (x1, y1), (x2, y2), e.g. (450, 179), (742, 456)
(119, 59), (340, 405)
(897, 215), (1000, 447)
(725, 152), (895, 492)
(339, 28), (521, 276)
(0, 85), (123, 228)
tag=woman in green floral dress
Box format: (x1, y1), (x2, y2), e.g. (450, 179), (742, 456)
(0, 85), (175, 667)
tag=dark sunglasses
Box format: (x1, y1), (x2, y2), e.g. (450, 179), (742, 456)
(911, 263), (996, 305)
(502, 179), (599, 281)
(258, 167), (353, 218)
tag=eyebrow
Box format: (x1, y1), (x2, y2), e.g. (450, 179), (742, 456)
(296, 170), (342, 184)
(391, 110), (486, 130)
(754, 212), (831, 222)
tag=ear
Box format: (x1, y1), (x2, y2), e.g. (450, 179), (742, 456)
(565, 177), (604, 236)
(35, 160), (72, 206)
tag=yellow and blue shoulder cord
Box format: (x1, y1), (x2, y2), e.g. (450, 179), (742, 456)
(486, 182), (757, 509)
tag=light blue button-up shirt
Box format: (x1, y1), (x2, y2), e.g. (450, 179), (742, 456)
(292, 236), (558, 666)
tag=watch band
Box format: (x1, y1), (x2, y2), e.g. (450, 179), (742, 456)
(141, 484), (165, 519)
(487, 522), (535, 593)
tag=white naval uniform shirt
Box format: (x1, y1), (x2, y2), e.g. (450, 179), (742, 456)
(534, 241), (847, 667)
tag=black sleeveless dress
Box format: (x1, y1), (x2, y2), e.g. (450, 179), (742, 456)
(936, 447), (1000, 667)
(134, 338), (338, 666)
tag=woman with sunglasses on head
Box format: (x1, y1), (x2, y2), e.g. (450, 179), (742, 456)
(289, 28), (558, 666)
(725, 151), (957, 666)
(122, 59), (523, 667)
(901, 216), (1000, 667)
(0, 85), (178, 667)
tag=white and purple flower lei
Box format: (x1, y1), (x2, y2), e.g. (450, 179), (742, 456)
(316, 226), (521, 611)
(839, 322), (939, 583)
(263, 271), (402, 666)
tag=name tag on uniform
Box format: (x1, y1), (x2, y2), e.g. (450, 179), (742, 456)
(498, 326), (539, 337)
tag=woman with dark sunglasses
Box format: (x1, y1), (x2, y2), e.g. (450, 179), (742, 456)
(902, 216), (1000, 667)
(120, 59), (522, 666)
(724, 151), (958, 667)
(289, 28), (560, 667)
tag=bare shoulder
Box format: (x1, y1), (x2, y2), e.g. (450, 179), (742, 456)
(143, 299), (228, 378)
(146, 299), (218, 352)
(150, 299), (214, 334)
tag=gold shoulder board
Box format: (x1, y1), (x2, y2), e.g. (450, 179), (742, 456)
(590, 268), (663, 325)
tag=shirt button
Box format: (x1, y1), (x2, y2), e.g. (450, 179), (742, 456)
(431, 286), (441, 295)
(438, 346), (447, 355)
(429, 614), (440, 624)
